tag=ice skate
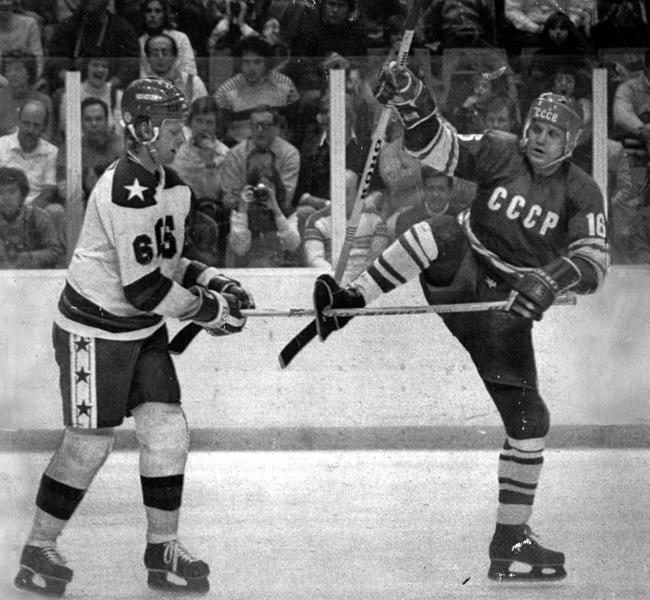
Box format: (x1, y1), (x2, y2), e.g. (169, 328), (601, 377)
(144, 539), (210, 593)
(14, 544), (73, 597)
(488, 524), (566, 581)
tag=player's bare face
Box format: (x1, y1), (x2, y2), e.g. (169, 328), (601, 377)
(525, 121), (565, 173)
(241, 53), (266, 85)
(154, 119), (186, 164)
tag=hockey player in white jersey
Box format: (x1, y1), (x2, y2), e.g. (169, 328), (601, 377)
(14, 78), (254, 596)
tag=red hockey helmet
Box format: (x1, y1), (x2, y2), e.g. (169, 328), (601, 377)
(521, 93), (583, 162)
(121, 77), (188, 142)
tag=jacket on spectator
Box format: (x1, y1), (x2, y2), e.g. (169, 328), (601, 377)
(287, 11), (368, 91)
(0, 204), (64, 268)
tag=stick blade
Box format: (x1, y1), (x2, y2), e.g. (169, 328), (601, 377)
(278, 321), (318, 368)
(168, 322), (202, 355)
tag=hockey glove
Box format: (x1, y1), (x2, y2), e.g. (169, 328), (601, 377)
(508, 257), (581, 321)
(375, 61), (436, 129)
(189, 286), (247, 336)
(205, 274), (256, 310)
(313, 274), (365, 341)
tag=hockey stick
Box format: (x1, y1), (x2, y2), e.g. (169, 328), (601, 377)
(278, 0), (424, 369)
(170, 294), (576, 355)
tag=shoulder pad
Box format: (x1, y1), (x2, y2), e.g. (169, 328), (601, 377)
(111, 158), (158, 208)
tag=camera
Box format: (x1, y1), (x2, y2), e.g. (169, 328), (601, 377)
(252, 183), (269, 203)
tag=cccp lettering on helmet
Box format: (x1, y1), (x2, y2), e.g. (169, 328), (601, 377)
(533, 107), (559, 122)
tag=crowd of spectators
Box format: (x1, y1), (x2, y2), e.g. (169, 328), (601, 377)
(1, 0), (650, 270)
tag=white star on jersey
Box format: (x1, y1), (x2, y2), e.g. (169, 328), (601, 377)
(124, 178), (148, 201)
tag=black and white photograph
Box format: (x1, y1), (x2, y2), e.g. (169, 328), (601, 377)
(1, 1), (649, 598)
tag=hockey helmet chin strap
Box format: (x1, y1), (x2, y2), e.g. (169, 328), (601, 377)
(520, 93), (583, 172)
(124, 117), (166, 166)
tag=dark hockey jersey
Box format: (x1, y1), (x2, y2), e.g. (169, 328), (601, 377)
(410, 125), (608, 286)
(55, 155), (200, 340)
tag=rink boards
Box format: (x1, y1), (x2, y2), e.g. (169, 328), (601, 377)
(1, 267), (650, 450)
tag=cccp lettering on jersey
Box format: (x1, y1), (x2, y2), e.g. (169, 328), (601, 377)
(487, 186), (559, 235)
(533, 107), (558, 122)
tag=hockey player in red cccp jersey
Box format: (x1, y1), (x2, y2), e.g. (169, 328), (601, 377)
(313, 63), (608, 582)
(14, 77), (254, 596)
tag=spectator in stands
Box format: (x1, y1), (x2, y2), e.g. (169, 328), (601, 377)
(287, 0), (369, 149)
(214, 36), (299, 146)
(54, 49), (123, 144)
(172, 96), (229, 266)
(0, 50), (53, 140)
(139, 0), (197, 78)
(303, 169), (390, 281)
(0, 166), (64, 268)
(613, 48), (650, 155)
(591, 0), (650, 50)
(19, 0), (57, 47)
(168, 0), (215, 74)
(114, 0), (144, 30)
(392, 166), (474, 238)
(423, 0), (496, 51)
(484, 93), (521, 133)
(220, 104), (300, 216)
(523, 11), (593, 108)
(258, 0), (317, 50)
(0, 100), (58, 211)
(208, 0), (258, 53)
(288, 0), (368, 93)
(143, 33), (208, 105)
(0, 0), (44, 80)
(172, 96), (229, 206)
(355, 0), (404, 49)
(450, 72), (494, 134)
(226, 162), (301, 267)
(294, 89), (367, 235)
(260, 16), (290, 68)
(371, 115), (424, 236)
(56, 97), (122, 205)
(46, 0), (140, 93)
(502, 0), (595, 56)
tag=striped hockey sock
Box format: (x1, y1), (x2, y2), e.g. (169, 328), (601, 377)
(353, 221), (439, 303)
(496, 437), (545, 525)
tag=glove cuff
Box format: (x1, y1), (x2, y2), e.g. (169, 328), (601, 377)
(188, 286), (227, 326)
(543, 256), (582, 292)
(182, 260), (209, 288)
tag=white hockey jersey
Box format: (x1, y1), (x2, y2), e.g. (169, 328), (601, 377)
(55, 154), (202, 341)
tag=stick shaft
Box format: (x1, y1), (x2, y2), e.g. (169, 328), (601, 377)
(333, 0), (422, 282)
(248, 294), (576, 318)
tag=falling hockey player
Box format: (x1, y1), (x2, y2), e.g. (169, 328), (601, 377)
(14, 78), (254, 596)
(312, 64), (608, 581)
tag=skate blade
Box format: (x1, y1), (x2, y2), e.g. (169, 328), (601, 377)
(15, 567), (68, 597)
(148, 570), (210, 594)
(488, 560), (567, 582)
